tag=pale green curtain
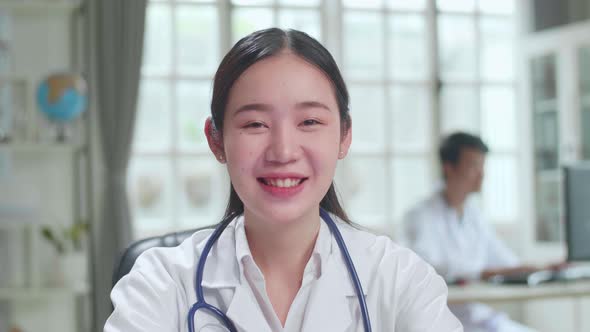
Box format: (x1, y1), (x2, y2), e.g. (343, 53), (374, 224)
(86, 0), (147, 330)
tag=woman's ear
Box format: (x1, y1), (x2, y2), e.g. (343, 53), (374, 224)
(204, 117), (226, 163)
(339, 122), (352, 159)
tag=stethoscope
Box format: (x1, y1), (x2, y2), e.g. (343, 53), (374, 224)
(187, 208), (372, 332)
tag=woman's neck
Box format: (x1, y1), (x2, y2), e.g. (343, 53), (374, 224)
(243, 207), (322, 326)
(243, 207), (321, 278)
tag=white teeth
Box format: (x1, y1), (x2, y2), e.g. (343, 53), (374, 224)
(266, 178), (301, 188)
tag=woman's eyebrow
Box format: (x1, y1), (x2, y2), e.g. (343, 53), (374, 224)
(295, 101), (332, 112)
(232, 103), (273, 116)
(233, 101), (332, 116)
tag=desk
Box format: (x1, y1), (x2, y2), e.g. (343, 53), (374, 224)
(448, 280), (590, 304)
(448, 281), (590, 332)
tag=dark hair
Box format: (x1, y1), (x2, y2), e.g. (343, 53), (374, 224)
(439, 132), (489, 166)
(210, 28), (352, 224)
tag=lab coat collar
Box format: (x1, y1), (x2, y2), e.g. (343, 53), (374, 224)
(302, 215), (374, 330)
(226, 282), (273, 332)
(225, 255), (364, 332)
(196, 216), (272, 331)
(196, 214), (372, 290)
(196, 220), (241, 289)
(300, 253), (354, 331)
(328, 217), (372, 297)
(195, 213), (373, 329)
(233, 215), (329, 282)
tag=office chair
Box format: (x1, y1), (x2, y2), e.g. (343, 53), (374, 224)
(111, 226), (213, 287)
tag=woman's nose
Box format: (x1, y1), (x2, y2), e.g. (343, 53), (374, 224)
(265, 124), (301, 164)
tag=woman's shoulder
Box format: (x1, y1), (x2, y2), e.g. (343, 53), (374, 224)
(108, 228), (226, 330)
(337, 220), (445, 292)
(131, 228), (215, 272)
(336, 221), (429, 272)
(337, 221), (455, 326)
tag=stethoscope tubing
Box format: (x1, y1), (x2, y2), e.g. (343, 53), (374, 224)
(189, 215), (238, 332)
(320, 208), (372, 332)
(188, 208), (371, 332)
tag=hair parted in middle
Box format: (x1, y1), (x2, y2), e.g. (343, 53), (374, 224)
(209, 28), (353, 225)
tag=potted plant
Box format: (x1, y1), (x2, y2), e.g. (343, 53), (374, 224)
(41, 222), (89, 287)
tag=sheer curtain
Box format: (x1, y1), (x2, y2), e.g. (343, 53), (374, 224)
(86, 0), (147, 330)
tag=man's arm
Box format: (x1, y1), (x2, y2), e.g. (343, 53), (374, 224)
(478, 221), (556, 280)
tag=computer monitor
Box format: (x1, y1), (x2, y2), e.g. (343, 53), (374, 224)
(564, 163), (590, 261)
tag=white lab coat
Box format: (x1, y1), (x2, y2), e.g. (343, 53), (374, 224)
(400, 192), (535, 332)
(105, 214), (462, 332)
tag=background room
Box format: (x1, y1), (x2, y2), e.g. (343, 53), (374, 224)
(0, 0), (589, 331)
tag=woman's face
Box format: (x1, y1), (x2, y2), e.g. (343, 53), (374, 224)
(209, 51), (351, 225)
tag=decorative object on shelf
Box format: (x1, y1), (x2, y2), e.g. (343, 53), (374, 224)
(0, 79), (27, 143)
(136, 175), (163, 209)
(36, 72), (88, 142)
(41, 222), (88, 254)
(41, 222), (89, 287)
(184, 172), (211, 209)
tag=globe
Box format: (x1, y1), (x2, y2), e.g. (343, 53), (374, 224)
(36, 73), (88, 123)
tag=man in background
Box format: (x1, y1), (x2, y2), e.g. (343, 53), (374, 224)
(400, 132), (538, 332)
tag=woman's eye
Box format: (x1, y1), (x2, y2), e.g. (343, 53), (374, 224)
(244, 122), (266, 129)
(302, 119), (321, 126)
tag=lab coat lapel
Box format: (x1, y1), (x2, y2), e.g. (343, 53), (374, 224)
(197, 220), (270, 332)
(198, 215), (371, 332)
(225, 283), (273, 332)
(300, 255), (355, 331)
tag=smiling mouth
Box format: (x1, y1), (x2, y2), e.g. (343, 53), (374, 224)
(257, 178), (308, 188)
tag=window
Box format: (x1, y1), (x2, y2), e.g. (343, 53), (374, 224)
(338, 0), (432, 227)
(436, 0), (518, 223)
(130, 0), (519, 238)
(129, 0), (228, 236)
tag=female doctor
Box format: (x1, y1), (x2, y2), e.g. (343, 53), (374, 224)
(105, 28), (462, 332)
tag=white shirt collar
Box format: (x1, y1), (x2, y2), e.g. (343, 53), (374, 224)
(234, 214), (331, 282)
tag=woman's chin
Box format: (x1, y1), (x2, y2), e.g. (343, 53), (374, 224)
(246, 203), (319, 226)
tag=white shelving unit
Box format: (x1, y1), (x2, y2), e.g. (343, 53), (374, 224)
(0, 143), (90, 332)
(0, 0), (82, 12)
(0, 285), (89, 300)
(0, 223), (90, 298)
(0, 286), (90, 302)
(0, 73), (87, 145)
(0, 1), (88, 331)
(0, 142), (85, 153)
(521, 20), (590, 332)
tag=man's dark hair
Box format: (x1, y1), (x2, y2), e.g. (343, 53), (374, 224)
(439, 132), (489, 166)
